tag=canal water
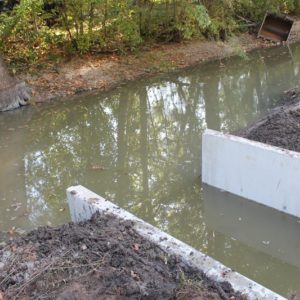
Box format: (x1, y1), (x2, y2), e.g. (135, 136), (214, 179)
(1, 44), (300, 296)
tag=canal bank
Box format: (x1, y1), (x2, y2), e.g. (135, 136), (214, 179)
(18, 19), (300, 105)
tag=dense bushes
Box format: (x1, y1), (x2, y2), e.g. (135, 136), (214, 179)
(234, 0), (299, 21)
(0, 0), (299, 65)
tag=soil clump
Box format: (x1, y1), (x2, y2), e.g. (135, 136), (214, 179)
(239, 88), (300, 152)
(0, 212), (244, 300)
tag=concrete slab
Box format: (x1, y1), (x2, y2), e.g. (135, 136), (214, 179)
(202, 129), (300, 218)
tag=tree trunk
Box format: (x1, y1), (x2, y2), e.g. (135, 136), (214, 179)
(0, 56), (31, 112)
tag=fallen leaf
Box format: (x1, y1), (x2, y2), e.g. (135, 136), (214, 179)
(8, 227), (16, 235)
(133, 243), (140, 251)
(89, 165), (107, 171)
(130, 270), (140, 281)
(11, 203), (22, 211)
(15, 228), (26, 235)
(11, 244), (17, 252)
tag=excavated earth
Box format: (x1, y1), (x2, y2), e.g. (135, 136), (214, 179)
(239, 88), (300, 152)
(0, 212), (244, 300)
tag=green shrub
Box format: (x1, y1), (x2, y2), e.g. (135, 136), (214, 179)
(0, 0), (299, 65)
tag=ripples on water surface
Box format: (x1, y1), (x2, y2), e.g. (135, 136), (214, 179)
(1, 44), (300, 296)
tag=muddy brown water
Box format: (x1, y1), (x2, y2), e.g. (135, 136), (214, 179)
(1, 43), (300, 297)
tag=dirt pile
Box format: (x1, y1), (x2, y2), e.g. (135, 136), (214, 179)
(0, 213), (244, 300)
(239, 89), (300, 152)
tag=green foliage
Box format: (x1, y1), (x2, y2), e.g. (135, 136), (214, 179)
(0, 0), (300, 65)
(234, 0), (296, 21)
(0, 0), (53, 62)
(174, 3), (210, 40)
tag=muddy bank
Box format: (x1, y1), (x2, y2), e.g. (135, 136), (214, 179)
(239, 88), (300, 152)
(0, 212), (243, 300)
(16, 19), (300, 104)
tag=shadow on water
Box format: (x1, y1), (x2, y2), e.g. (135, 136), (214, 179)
(1, 43), (300, 295)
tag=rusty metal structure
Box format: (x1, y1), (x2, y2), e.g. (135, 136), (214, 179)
(258, 12), (294, 42)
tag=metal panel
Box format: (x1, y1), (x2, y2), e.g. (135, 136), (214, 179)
(258, 13), (294, 42)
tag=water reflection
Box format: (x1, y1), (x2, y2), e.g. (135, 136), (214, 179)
(1, 44), (300, 295)
(203, 184), (300, 294)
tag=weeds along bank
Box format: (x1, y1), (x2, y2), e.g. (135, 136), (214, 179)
(0, 0), (299, 69)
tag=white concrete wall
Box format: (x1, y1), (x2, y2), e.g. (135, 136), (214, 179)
(202, 129), (300, 218)
(67, 185), (286, 300)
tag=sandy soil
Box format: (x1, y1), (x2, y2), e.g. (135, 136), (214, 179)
(17, 19), (300, 104)
(0, 213), (243, 300)
(239, 88), (300, 152)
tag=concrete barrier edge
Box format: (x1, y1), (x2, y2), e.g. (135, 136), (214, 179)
(67, 185), (286, 300)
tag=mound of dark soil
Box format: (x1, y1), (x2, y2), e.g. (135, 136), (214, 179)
(239, 89), (300, 152)
(0, 213), (243, 300)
